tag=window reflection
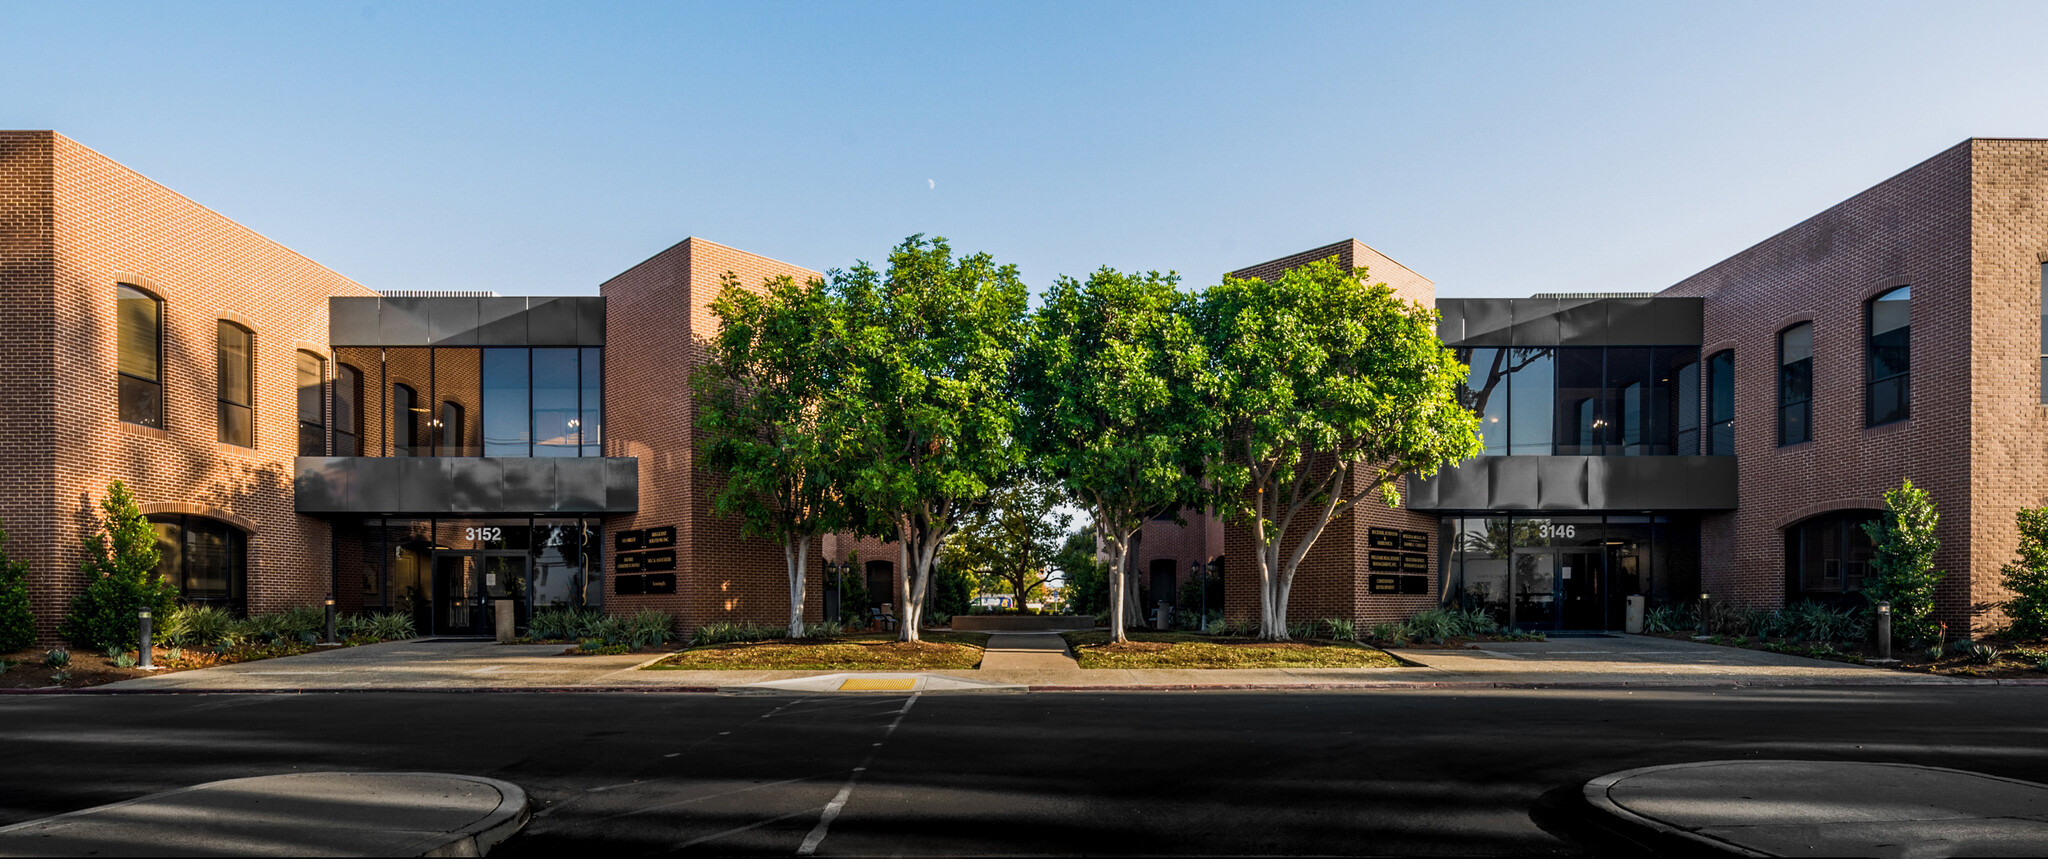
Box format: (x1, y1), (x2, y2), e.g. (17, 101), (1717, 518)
(335, 347), (603, 458)
(1506, 347), (1554, 455)
(533, 348), (580, 457)
(483, 348), (531, 456)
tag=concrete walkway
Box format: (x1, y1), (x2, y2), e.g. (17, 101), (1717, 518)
(0, 772), (528, 857)
(975, 631), (1081, 671)
(1584, 760), (2048, 856)
(68, 632), (2038, 694)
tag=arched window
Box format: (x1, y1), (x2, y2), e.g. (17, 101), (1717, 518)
(296, 351), (325, 456)
(392, 383), (420, 457)
(217, 321), (254, 447)
(333, 363), (362, 456)
(1785, 510), (1881, 602)
(1777, 323), (1812, 446)
(117, 284), (163, 428)
(1867, 286), (1910, 425)
(150, 514), (247, 611)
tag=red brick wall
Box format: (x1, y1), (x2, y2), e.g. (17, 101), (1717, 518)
(601, 238), (835, 631)
(2, 131), (378, 642)
(1657, 139), (2010, 632)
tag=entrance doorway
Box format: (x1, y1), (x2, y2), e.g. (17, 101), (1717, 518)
(430, 552), (528, 637)
(1509, 547), (1605, 631)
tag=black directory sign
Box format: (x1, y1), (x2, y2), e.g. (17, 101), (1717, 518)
(1399, 575), (1428, 594)
(1369, 550), (1405, 572)
(615, 529), (645, 552)
(615, 574), (646, 595)
(1368, 528), (1402, 550)
(640, 549), (677, 572)
(1369, 574), (1402, 594)
(1400, 552), (1430, 573)
(1400, 530), (1430, 552)
(644, 526), (676, 549)
(1370, 574), (1430, 595)
(616, 551), (645, 574)
(641, 573), (677, 594)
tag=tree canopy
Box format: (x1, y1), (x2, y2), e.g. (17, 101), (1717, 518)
(1198, 257), (1481, 639)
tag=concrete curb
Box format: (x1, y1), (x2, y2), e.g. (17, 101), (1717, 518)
(1581, 763), (1774, 857)
(0, 772), (530, 857)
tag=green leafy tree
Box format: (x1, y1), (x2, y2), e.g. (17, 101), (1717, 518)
(838, 553), (872, 624)
(65, 481), (178, 650)
(2000, 507), (2048, 639)
(1021, 268), (1213, 642)
(1861, 479), (1947, 646)
(828, 236), (1030, 642)
(948, 481), (1070, 613)
(1050, 529), (1109, 617)
(0, 518), (36, 652)
(931, 564), (973, 618)
(1199, 258), (1482, 639)
(696, 272), (849, 638)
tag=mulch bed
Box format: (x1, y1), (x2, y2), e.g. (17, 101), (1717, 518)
(1060, 631), (1403, 669)
(649, 631), (991, 671)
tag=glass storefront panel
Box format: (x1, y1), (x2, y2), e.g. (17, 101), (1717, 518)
(1444, 514), (1696, 630)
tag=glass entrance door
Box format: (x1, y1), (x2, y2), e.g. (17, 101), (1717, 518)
(1558, 549), (1605, 630)
(1510, 549), (1557, 629)
(432, 555), (481, 636)
(432, 553), (529, 636)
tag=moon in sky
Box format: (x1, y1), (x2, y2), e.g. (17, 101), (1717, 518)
(928, 179), (935, 189)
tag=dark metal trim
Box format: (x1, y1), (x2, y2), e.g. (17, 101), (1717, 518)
(1407, 455), (1736, 511)
(294, 456), (639, 516)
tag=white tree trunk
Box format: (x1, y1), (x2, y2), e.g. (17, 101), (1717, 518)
(1100, 529), (1130, 644)
(785, 534), (808, 639)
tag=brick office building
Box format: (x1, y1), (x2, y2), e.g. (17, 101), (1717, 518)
(9, 131), (2047, 642)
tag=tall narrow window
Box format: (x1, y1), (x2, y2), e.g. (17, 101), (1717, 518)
(334, 363), (362, 456)
(217, 321), (253, 447)
(533, 348), (580, 457)
(1507, 347), (1554, 455)
(580, 346), (603, 457)
(296, 351), (325, 456)
(1867, 286), (1909, 425)
(482, 348), (531, 456)
(439, 401), (465, 456)
(1706, 350), (1734, 455)
(1778, 324), (1812, 446)
(1456, 348), (1510, 455)
(117, 285), (163, 427)
(392, 383), (419, 456)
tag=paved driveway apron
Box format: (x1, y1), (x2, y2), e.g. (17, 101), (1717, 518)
(1389, 633), (1952, 686)
(96, 640), (665, 691)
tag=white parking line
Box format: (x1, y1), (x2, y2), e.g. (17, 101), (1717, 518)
(797, 693), (920, 855)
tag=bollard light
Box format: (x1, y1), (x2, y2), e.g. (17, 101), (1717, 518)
(1876, 601), (1893, 661)
(137, 605), (154, 670)
(1697, 592), (1711, 636)
(324, 594), (338, 644)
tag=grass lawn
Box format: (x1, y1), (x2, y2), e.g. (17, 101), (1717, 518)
(648, 631), (992, 671)
(1059, 630), (1404, 669)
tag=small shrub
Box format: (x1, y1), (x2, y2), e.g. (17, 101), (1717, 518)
(1863, 479), (1946, 646)
(168, 604), (240, 646)
(1644, 604), (1690, 635)
(64, 481), (178, 651)
(1365, 621), (1406, 643)
(48, 669), (71, 684)
(1998, 507), (2048, 640)
(0, 518), (35, 653)
(627, 610), (676, 649)
(166, 647), (184, 662)
(1321, 618), (1356, 642)
(1923, 644), (1945, 661)
(803, 621), (845, 639)
(690, 621), (785, 647)
(1964, 643), (2002, 665)
(44, 648), (69, 668)
(359, 612), (416, 641)
(528, 607), (601, 641)
(111, 651), (136, 669)
(1285, 621), (1316, 640)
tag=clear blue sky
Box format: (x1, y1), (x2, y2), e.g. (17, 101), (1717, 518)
(8, 1), (2048, 298)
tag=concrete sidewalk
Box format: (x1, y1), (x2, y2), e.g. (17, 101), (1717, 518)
(1584, 760), (2048, 856)
(0, 772), (527, 857)
(67, 632), (2037, 694)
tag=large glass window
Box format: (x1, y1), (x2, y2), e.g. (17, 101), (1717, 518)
(1605, 347), (1651, 455)
(1867, 286), (1909, 425)
(1445, 514), (1699, 630)
(1554, 347), (1604, 456)
(1657, 347), (1700, 455)
(1707, 350), (1734, 454)
(392, 383), (421, 457)
(340, 347), (603, 458)
(1778, 323), (1812, 446)
(1457, 347), (1510, 455)
(482, 348), (531, 456)
(150, 515), (246, 609)
(1786, 510), (1880, 600)
(296, 351), (325, 456)
(117, 285), (163, 428)
(334, 363), (363, 456)
(533, 348), (581, 457)
(217, 321), (254, 447)
(1506, 347), (1554, 455)
(580, 346), (604, 457)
